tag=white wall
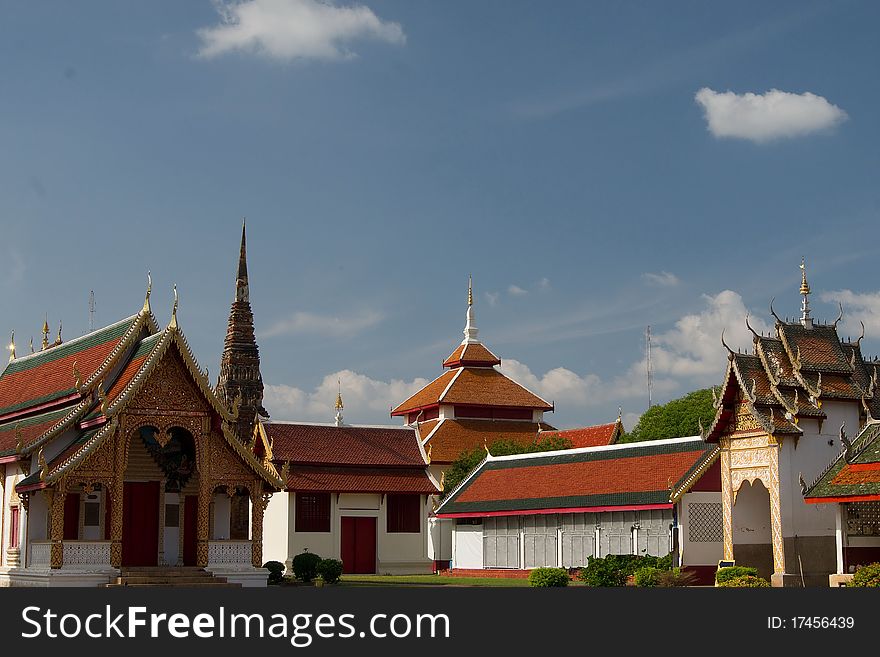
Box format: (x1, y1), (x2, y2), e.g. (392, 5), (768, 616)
(428, 516), (453, 561)
(733, 480), (772, 544)
(452, 523), (483, 569)
(679, 492), (724, 567)
(262, 491), (289, 565)
(212, 493), (231, 540)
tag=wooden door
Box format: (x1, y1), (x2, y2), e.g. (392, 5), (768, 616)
(183, 495), (198, 566)
(122, 481), (160, 566)
(63, 493), (80, 540)
(341, 516), (377, 574)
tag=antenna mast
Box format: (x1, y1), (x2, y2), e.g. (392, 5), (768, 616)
(646, 325), (654, 409)
(88, 291), (95, 332)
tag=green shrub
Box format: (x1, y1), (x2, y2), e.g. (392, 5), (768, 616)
(849, 562), (880, 587)
(528, 568), (569, 587)
(262, 560), (285, 584)
(578, 554), (675, 587)
(634, 566), (662, 587)
(718, 575), (770, 588)
(658, 567), (697, 587)
(317, 558), (344, 584)
(716, 566), (758, 585)
(291, 551), (322, 582)
(655, 553), (673, 571)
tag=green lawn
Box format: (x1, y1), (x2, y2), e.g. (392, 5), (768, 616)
(337, 574), (584, 587)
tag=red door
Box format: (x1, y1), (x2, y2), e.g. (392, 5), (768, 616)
(183, 495), (198, 566)
(341, 516), (377, 574)
(63, 493), (80, 540)
(122, 481), (160, 566)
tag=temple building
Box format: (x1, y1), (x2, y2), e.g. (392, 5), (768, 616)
(699, 260), (880, 585)
(260, 400), (439, 575)
(436, 436), (719, 579)
(0, 240), (283, 587)
(392, 278), (555, 483)
(539, 414), (625, 448)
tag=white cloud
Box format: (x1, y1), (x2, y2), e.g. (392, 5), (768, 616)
(508, 285), (528, 296)
(642, 271), (680, 287)
(821, 289), (880, 339)
(537, 277), (551, 291)
(694, 88), (847, 143)
(485, 291), (500, 307)
(261, 309), (382, 338)
(197, 0), (405, 62)
(264, 369), (428, 424)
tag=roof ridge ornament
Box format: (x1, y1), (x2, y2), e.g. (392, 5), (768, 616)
(334, 379), (344, 427)
(54, 320), (62, 347)
(840, 422), (853, 463)
(833, 302), (844, 328)
(462, 275), (480, 344)
(73, 360), (83, 391)
(42, 315), (49, 350)
(745, 313), (761, 342)
(7, 331), (14, 362)
(720, 329), (735, 358)
(143, 271), (152, 314)
(855, 321), (866, 348)
(170, 284), (179, 329)
(769, 297), (783, 325)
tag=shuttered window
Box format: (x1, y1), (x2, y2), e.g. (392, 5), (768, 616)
(9, 506), (20, 549)
(386, 495), (421, 533)
(295, 493), (331, 532)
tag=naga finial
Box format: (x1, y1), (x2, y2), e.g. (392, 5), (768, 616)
(799, 472), (808, 496)
(745, 313), (761, 341)
(14, 424), (23, 453)
(73, 360), (83, 390)
(833, 301), (844, 328)
(38, 447), (48, 482)
(7, 331), (14, 362)
(170, 284), (179, 328)
(769, 297), (783, 325)
(720, 329), (734, 356)
(856, 321), (866, 348)
(143, 271), (152, 313)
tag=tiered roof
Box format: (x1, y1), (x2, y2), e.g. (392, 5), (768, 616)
(805, 421), (880, 504)
(262, 422), (438, 494)
(706, 318), (880, 442)
(391, 281), (554, 465)
(436, 437), (712, 517)
(2, 287), (282, 492)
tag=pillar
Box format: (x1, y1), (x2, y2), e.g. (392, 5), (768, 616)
(720, 444), (733, 561)
(250, 485), (266, 568)
(49, 489), (66, 569)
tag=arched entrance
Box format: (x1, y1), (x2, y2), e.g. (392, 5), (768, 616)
(732, 479), (773, 579)
(122, 425), (199, 567)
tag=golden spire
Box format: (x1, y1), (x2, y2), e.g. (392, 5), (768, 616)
(800, 257), (810, 295)
(468, 274), (473, 307)
(335, 379), (344, 410)
(41, 316), (49, 350)
(7, 331), (14, 362)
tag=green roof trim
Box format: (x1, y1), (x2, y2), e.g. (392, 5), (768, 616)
(0, 406), (72, 434)
(16, 428), (100, 489)
(440, 491), (674, 515)
(1, 316), (135, 376)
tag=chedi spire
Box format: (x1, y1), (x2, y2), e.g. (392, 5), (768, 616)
(217, 220), (268, 443)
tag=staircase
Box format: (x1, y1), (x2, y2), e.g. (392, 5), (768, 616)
(107, 566), (241, 587)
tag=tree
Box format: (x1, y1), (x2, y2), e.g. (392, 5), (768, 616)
(619, 388), (715, 443)
(441, 433), (572, 499)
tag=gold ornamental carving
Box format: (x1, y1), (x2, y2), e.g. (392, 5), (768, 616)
(129, 354), (208, 415)
(720, 444), (733, 560)
(733, 403), (761, 432)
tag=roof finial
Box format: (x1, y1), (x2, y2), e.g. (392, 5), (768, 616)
(745, 313), (761, 341)
(170, 284), (179, 328)
(334, 378), (345, 427)
(800, 257), (813, 328)
(143, 271), (152, 313)
(720, 329), (734, 356)
(41, 315), (50, 350)
(8, 331), (15, 362)
(462, 276), (479, 344)
(833, 301), (844, 328)
(769, 297), (783, 325)
(29, 336), (34, 354)
(617, 406), (622, 422)
(54, 320), (62, 347)
(236, 219), (249, 303)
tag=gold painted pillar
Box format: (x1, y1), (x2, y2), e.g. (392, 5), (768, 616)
(768, 441), (785, 576)
(250, 484), (266, 568)
(110, 440), (125, 568)
(48, 488), (66, 569)
(196, 444), (211, 567)
(720, 439), (734, 561)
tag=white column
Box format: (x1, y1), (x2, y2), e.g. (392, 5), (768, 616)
(518, 520), (525, 569)
(557, 526), (563, 567)
(594, 524), (601, 558)
(835, 504), (846, 575)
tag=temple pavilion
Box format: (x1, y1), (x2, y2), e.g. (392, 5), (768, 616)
(0, 226), (283, 587)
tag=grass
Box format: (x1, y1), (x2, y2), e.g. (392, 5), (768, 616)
(337, 574), (537, 587)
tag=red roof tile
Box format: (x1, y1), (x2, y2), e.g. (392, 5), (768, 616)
(543, 422), (620, 448)
(442, 368), (552, 409)
(265, 422), (425, 467)
(287, 466), (437, 494)
(423, 419), (553, 464)
(391, 370), (458, 415)
(443, 342), (501, 368)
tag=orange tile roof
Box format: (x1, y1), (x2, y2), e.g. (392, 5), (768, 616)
(287, 466), (438, 494)
(544, 422), (621, 448)
(391, 370), (458, 415)
(423, 418), (553, 464)
(443, 342), (501, 368)
(441, 368), (552, 409)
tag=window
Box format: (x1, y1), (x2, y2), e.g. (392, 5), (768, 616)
(387, 495), (421, 533)
(295, 493), (331, 533)
(9, 507), (20, 549)
(165, 504), (180, 528)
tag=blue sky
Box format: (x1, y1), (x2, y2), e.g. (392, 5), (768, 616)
(2, 1), (879, 429)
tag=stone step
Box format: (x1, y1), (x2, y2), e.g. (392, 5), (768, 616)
(108, 566), (241, 587)
(114, 576), (229, 585)
(107, 582), (240, 588)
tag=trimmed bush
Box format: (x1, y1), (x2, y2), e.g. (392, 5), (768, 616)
(263, 560), (285, 585)
(578, 554), (676, 587)
(849, 562), (880, 587)
(317, 558), (344, 585)
(717, 574), (770, 588)
(528, 568), (569, 587)
(291, 551), (322, 582)
(658, 567), (697, 587)
(716, 566), (758, 585)
(634, 566), (662, 587)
